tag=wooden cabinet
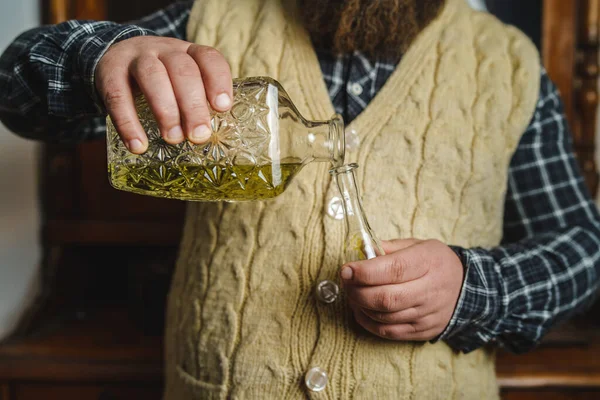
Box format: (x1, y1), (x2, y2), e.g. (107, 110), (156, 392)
(0, 1), (599, 399)
(12, 385), (162, 400)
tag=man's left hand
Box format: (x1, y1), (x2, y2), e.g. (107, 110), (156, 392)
(341, 239), (464, 341)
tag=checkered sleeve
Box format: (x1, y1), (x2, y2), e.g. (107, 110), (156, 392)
(0, 1), (193, 143)
(438, 68), (600, 354)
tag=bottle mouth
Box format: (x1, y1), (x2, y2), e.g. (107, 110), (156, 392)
(329, 114), (346, 168)
(329, 163), (359, 175)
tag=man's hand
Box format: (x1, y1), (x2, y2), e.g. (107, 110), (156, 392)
(95, 36), (233, 154)
(341, 239), (464, 341)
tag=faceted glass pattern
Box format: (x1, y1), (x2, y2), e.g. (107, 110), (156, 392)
(107, 77), (344, 202)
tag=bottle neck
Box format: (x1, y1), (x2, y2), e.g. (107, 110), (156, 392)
(331, 163), (384, 260)
(303, 114), (345, 167)
(334, 164), (371, 234)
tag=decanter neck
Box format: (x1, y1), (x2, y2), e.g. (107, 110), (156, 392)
(303, 114), (345, 167)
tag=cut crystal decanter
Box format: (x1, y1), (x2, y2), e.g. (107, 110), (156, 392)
(106, 77), (345, 202)
(330, 163), (385, 261)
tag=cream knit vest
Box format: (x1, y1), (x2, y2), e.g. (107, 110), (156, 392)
(164, 0), (540, 398)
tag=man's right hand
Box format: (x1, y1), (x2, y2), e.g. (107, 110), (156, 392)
(95, 36), (233, 154)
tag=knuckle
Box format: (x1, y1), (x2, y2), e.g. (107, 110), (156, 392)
(168, 55), (200, 77)
(187, 94), (210, 114)
(413, 319), (427, 332)
(135, 56), (163, 78)
(193, 45), (224, 60)
(176, 63), (200, 78)
(418, 315), (436, 331)
(376, 290), (396, 311)
(354, 267), (369, 283)
(153, 105), (179, 124)
(114, 118), (137, 137)
(374, 311), (391, 323)
(376, 324), (389, 338)
(407, 322), (418, 334)
(388, 256), (406, 282)
(409, 307), (421, 320)
(103, 88), (127, 109)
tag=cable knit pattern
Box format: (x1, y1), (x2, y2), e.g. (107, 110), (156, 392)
(164, 0), (540, 398)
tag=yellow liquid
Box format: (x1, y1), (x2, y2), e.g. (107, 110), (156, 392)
(108, 162), (302, 202)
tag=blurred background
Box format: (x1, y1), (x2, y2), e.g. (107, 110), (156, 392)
(0, 0), (40, 342)
(0, 1), (598, 399)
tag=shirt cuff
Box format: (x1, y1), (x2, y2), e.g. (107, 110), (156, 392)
(432, 246), (500, 353)
(76, 25), (159, 113)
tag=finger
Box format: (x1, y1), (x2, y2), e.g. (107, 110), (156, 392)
(381, 238), (422, 254)
(100, 66), (147, 154)
(130, 55), (183, 144)
(187, 44), (233, 112)
(161, 53), (212, 144)
(341, 248), (427, 286)
(344, 280), (423, 312)
(352, 308), (438, 341)
(360, 306), (425, 325)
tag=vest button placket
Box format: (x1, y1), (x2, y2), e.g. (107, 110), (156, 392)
(315, 280), (340, 304)
(326, 196), (345, 220)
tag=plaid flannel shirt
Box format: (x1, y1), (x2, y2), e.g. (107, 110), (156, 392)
(1, 0), (599, 354)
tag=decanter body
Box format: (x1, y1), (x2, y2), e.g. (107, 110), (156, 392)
(107, 77), (345, 202)
(330, 163), (385, 261)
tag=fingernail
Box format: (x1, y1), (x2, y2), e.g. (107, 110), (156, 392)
(167, 126), (184, 142)
(192, 125), (212, 142)
(127, 139), (144, 153)
(215, 93), (232, 110)
(341, 267), (353, 280)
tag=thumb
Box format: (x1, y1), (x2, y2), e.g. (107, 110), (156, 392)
(381, 238), (422, 254)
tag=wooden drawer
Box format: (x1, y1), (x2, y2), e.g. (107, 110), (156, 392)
(12, 384), (162, 400)
(1, 383), (9, 400)
(502, 389), (600, 400)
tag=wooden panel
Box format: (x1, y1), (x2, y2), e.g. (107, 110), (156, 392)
(73, 0), (106, 20)
(543, 0), (600, 195)
(106, 0), (174, 22)
(0, 307), (162, 382)
(41, 145), (79, 219)
(0, 384), (10, 400)
(13, 384), (161, 400)
(497, 338), (600, 389)
(48, 0), (70, 23)
(543, 0), (577, 125)
(48, 0), (107, 21)
(44, 220), (182, 246)
(502, 389), (600, 400)
(575, 0), (600, 195)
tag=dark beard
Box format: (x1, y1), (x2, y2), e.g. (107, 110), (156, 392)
(299, 0), (446, 61)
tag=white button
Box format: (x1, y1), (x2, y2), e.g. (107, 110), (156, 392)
(315, 280), (340, 304)
(349, 82), (362, 96)
(326, 196), (345, 220)
(305, 367), (328, 392)
(345, 129), (360, 151)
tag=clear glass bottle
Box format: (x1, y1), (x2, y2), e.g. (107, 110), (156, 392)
(106, 77), (345, 202)
(330, 163), (385, 261)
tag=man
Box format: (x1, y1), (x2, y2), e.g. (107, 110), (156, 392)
(1, 0), (599, 398)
